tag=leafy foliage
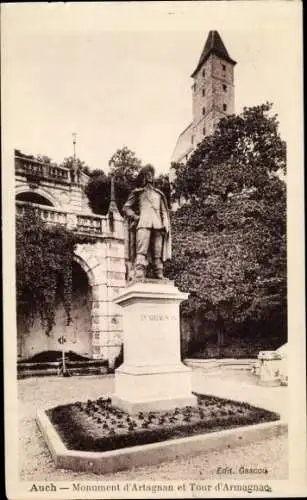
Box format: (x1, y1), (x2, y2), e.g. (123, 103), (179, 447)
(172, 103), (286, 203)
(85, 147), (171, 214)
(16, 207), (93, 336)
(165, 103), (287, 347)
(155, 173), (172, 209)
(61, 156), (90, 173)
(84, 170), (111, 214)
(109, 146), (142, 184)
(84, 146), (142, 214)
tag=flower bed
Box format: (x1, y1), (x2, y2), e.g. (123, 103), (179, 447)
(47, 395), (279, 453)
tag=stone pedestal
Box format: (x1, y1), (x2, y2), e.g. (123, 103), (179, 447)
(112, 280), (197, 413)
(258, 351), (283, 387)
(276, 343), (288, 386)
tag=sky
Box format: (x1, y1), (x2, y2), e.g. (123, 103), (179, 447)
(2, 1), (302, 175)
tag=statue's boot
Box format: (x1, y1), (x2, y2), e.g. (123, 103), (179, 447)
(135, 266), (146, 281)
(135, 253), (147, 281)
(153, 258), (164, 279)
(155, 270), (164, 279)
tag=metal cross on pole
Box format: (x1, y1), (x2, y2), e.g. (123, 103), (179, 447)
(72, 133), (77, 162)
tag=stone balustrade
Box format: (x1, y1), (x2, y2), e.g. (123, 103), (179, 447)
(76, 214), (105, 234)
(15, 155), (70, 184)
(16, 201), (121, 239)
(16, 201), (68, 225)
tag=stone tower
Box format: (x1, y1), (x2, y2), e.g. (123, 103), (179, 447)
(191, 30), (236, 143)
(172, 31), (236, 164)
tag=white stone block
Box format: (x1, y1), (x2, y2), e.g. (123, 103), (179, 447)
(258, 351), (282, 386)
(100, 345), (122, 366)
(276, 343), (288, 385)
(92, 268), (108, 286)
(90, 314), (123, 332)
(105, 258), (126, 273)
(106, 271), (126, 287)
(106, 241), (125, 258)
(91, 300), (108, 314)
(91, 285), (108, 301)
(91, 242), (107, 259)
(107, 286), (124, 299)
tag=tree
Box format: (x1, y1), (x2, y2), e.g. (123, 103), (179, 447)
(84, 170), (111, 215)
(172, 102), (286, 203)
(61, 156), (87, 171)
(84, 147), (142, 215)
(60, 156), (91, 184)
(169, 161), (186, 203)
(165, 103), (287, 355)
(35, 154), (52, 164)
(108, 146), (142, 185)
(84, 147), (171, 214)
(155, 173), (171, 209)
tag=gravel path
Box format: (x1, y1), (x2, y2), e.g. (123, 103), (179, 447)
(18, 375), (288, 481)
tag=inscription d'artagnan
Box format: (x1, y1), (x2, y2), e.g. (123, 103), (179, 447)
(140, 312), (176, 321)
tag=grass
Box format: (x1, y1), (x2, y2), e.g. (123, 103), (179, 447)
(47, 394), (279, 453)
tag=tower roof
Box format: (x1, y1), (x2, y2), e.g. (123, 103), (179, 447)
(191, 30), (236, 77)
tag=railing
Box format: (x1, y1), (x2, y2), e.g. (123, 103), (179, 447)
(15, 155), (70, 183)
(16, 201), (68, 225)
(16, 201), (108, 237)
(77, 214), (105, 234)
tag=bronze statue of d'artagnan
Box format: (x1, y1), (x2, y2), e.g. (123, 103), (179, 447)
(123, 165), (171, 281)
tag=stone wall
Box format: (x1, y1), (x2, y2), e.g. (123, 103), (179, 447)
(75, 235), (126, 367)
(15, 174), (91, 213)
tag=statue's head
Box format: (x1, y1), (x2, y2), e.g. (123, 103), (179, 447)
(136, 165), (155, 187)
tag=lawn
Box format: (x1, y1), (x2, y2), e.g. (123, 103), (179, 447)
(47, 394), (279, 453)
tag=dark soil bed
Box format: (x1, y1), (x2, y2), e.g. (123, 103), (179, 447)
(47, 395), (279, 453)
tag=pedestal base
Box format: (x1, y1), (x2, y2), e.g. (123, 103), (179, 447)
(112, 395), (197, 414)
(111, 280), (196, 414)
(112, 362), (197, 413)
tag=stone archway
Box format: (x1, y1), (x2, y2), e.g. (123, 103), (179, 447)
(16, 191), (54, 206)
(73, 253), (96, 288)
(74, 241), (125, 364)
(15, 186), (60, 207)
(73, 248), (102, 360)
(64, 261), (93, 357)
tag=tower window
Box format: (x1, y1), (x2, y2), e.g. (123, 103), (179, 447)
(223, 84), (227, 91)
(222, 64), (226, 71)
(202, 69), (205, 77)
(202, 107), (206, 116)
(193, 83), (196, 92)
(203, 127), (206, 135)
(202, 88), (205, 97)
(223, 104), (227, 111)
(191, 135), (194, 145)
